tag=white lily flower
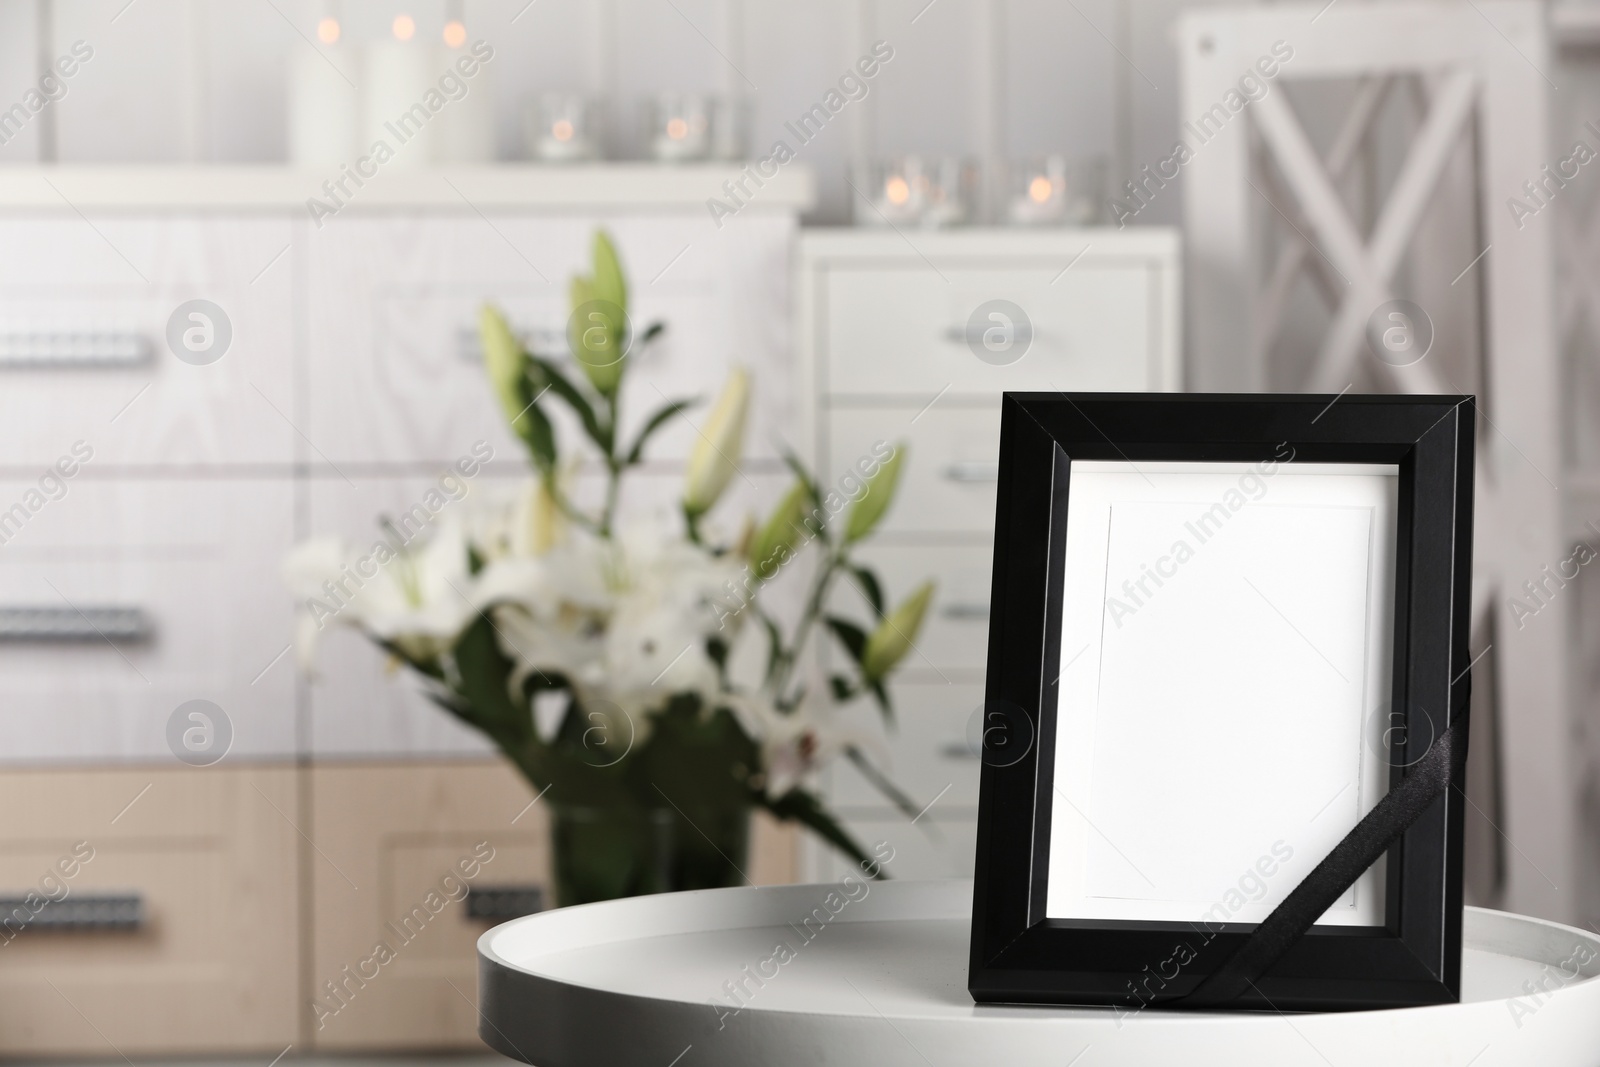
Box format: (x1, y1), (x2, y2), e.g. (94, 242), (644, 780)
(282, 520), (480, 669)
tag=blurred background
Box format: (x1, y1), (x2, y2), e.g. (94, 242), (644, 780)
(0, 0), (1590, 1060)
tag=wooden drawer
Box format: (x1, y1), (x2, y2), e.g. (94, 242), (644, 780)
(0, 476), (297, 763)
(308, 759), (798, 1050)
(0, 765), (299, 1057)
(0, 217), (295, 468)
(826, 543), (993, 677)
(822, 681), (985, 812)
(819, 259), (1166, 396)
(304, 214), (795, 467)
(824, 404), (1001, 535)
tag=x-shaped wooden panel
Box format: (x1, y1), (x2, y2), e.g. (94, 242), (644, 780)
(1251, 67), (1478, 394)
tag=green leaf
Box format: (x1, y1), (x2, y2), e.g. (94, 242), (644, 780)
(451, 614), (534, 749)
(845, 444), (906, 543)
(518, 396), (558, 474)
(625, 396), (698, 466)
(845, 746), (921, 820)
(761, 613), (784, 686)
(640, 321), (665, 344)
(530, 354), (611, 455)
(756, 787), (886, 877)
(825, 616), (868, 665)
(848, 565), (885, 618)
(777, 447), (825, 518)
(866, 678), (892, 724)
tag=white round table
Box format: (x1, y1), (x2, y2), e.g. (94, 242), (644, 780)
(477, 880), (1600, 1066)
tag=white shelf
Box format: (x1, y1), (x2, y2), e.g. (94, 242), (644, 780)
(0, 164), (815, 212)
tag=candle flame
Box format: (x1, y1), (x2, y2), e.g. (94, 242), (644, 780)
(552, 119), (574, 142)
(666, 117), (689, 141)
(316, 17), (340, 44)
(885, 176), (911, 206)
(443, 19), (467, 47)
(1028, 176), (1053, 203)
(392, 14), (416, 40)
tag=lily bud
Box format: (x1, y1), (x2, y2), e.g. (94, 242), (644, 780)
(844, 443), (905, 543)
(748, 479), (810, 580)
(480, 304), (530, 430)
(862, 581), (935, 681)
(568, 231), (630, 397)
(514, 476), (567, 557)
(683, 366), (750, 519)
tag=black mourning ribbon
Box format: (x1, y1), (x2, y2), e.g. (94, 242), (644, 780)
(1180, 677), (1471, 1008)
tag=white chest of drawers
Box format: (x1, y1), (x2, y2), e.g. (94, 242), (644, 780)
(0, 165), (811, 766)
(794, 228), (1182, 882)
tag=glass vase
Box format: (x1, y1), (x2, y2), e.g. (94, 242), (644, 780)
(549, 802), (750, 906)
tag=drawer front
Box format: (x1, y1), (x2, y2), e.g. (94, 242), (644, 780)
(0, 765), (298, 1056)
(308, 760), (551, 1050)
(822, 261), (1169, 396)
(822, 681), (985, 811)
(0, 477), (297, 763)
(0, 217), (295, 468)
(826, 543), (993, 677)
(825, 405), (1001, 534)
(305, 213), (796, 466)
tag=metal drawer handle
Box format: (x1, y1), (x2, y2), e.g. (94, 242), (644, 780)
(465, 885), (545, 922)
(942, 462), (999, 483)
(0, 606), (153, 642)
(0, 893), (142, 932)
(0, 331), (151, 368)
(941, 601), (990, 620)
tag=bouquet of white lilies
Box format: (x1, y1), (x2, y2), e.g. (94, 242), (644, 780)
(284, 232), (934, 905)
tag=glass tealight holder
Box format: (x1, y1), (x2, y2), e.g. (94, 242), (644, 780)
(854, 156), (976, 228)
(525, 93), (602, 163)
(710, 94), (750, 161)
(643, 93), (712, 163)
(1003, 155), (1106, 226)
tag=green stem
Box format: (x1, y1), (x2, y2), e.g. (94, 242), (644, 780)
(772, 545), (846, 710)
(598, 392), (622, 538)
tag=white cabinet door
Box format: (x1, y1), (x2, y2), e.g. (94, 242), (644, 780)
(0, 476), (297, 763)
(0, 217), (295, 468)
(304, 213), (796, 467)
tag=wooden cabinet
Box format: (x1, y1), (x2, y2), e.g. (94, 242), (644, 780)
(795, 229), (1182, 882)
(0, 765), (300, 1057)
(306, 758), (798, 1051)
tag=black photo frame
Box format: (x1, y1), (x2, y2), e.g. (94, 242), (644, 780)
(968, 393), (1475, 1012)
